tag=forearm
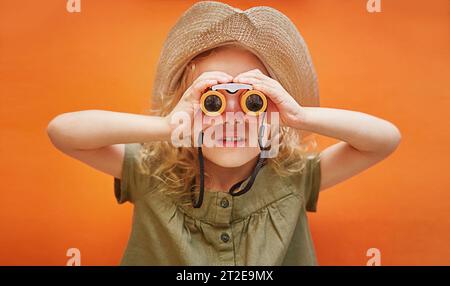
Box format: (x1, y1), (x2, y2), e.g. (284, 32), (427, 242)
(295, 107), (401, 154)
(47, 110), (171, 150)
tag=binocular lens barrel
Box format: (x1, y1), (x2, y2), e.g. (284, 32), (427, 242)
(245, 94), (264, 112)
(204, 94), (222, 112)
(200, 90), (267, 116)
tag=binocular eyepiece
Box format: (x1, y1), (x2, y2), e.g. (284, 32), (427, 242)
(200, 83), (267, 116)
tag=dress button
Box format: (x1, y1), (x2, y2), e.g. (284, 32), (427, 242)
(220, 232), (230, 243)
(220, 198), (229, 208)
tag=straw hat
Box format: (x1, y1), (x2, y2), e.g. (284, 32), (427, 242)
(152, 1), (319, 109)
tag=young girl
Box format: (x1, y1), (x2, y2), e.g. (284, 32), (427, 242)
(47, 2), (401, 266)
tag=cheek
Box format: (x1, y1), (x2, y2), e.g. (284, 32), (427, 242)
(262, 100), (280, 126)
(266, 100), (278, 114)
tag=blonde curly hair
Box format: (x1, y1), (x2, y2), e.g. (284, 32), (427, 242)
(139, 45), (318, 207)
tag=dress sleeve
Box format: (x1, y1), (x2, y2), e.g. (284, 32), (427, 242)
(301, 154), (322, 212)
(114, 143), (151, 204)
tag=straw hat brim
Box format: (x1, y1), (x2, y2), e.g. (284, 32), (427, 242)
(152, 1), (319, 112)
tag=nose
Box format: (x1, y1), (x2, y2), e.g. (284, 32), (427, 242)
(222, 89), (245, 114)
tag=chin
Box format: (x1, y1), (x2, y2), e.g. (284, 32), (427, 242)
(203, 147), (260, 168)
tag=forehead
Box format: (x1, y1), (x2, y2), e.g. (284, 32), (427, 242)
(192, 45), (269, 78)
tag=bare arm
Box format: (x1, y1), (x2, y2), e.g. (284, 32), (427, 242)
(294, 107), (402, 190)
(231, 69), (402, 191)
(47, 110), (171, 178)
(47, 73), (235, 180)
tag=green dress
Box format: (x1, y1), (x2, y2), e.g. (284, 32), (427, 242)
(114, 143), (322, 265)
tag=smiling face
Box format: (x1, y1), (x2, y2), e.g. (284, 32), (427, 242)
(190, 44), (277, 168)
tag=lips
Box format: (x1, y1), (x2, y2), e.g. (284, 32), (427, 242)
(215, 134), (246, 147)
(217, 136), (244, 142)
(210, 124), (249, 146)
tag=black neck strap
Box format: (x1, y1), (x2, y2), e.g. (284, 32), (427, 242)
(228, 153), (266, 196)
(191, 132), (205, 208)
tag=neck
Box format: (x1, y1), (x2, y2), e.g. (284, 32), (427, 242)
(203, 156), (259, 192)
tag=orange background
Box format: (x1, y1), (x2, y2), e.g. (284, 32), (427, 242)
(1, 0), (449, 265)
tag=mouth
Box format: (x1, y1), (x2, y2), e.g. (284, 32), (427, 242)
(216, 136), (246, 147)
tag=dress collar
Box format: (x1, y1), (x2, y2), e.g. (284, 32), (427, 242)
(178, 164), (296, 225)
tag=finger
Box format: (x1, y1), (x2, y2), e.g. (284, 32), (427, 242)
(189, 72), (234, 101)
(234, 76), (274, 93)
(190, 79), (219, 100)
(233, 69), (267, 81)
(189, 74), (232, 97)
(233, 76), (261, 84)
(238, 78), (284, 104)
(233, 73), (269, 84)
(233, 76), (268, 93)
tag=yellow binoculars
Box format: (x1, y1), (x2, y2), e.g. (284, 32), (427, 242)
(200, 83), (267, 116)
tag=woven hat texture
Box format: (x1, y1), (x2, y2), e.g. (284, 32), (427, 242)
(152, 1), (319, 109)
